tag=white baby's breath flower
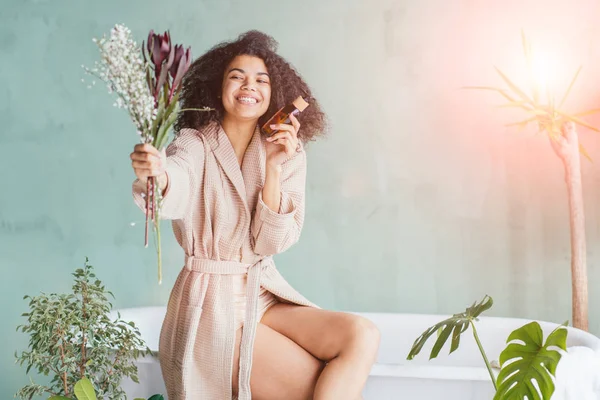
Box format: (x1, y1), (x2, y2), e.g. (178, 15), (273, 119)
(83, 24), (155, 142)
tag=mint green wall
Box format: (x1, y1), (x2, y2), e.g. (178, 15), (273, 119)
(4, 0), (600, 397)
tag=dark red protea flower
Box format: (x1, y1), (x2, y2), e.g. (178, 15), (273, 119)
(143, 30), (174, 99)
(168, 44), (192, 100)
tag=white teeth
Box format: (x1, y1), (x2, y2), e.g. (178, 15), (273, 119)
(238, 97), (257, 104)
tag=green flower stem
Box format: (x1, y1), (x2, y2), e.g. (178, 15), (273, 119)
(470, 320), (497, 390)
(151, 186), (162, 285)
(155, 207), (162, 285)
(146, 105), (212, 285)
(179, 107), (213, 112)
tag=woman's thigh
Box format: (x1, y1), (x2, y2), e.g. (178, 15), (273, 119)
(260, 303), (380, 362)
(232, 323), (325, 400)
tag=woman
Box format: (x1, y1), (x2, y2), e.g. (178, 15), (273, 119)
(130, 31), (380, 400)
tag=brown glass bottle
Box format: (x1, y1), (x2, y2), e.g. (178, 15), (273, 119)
(261, 96), (310, 136)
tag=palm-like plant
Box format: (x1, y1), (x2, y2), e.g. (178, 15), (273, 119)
(465, 31), (599, 331)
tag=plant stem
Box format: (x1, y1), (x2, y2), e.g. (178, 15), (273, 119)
(169, 83), (176, 103)
(144, 179), (151, 248)
(80, 282), (87, 379)
(102, 348), (121, 394)
(35, 355), (61, 376)
(151, 177), (156, 221)
(58, 328), (69, 396)
(145, 74), (160, 250)
(470, 320), (497, 390)
(156, 208), (162, 285)
(180, 107), (214, 112)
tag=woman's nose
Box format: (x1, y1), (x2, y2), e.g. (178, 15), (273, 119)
(241, 81), (257, 91)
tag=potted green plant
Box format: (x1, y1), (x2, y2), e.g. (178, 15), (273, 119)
(407, 295), (568, 400)
(47, 378), (164, 400)
(14, 257), (163, 400)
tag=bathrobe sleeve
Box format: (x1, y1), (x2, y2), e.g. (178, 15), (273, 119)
(132, 128), (204, 221)
(251, 148), (307, 256)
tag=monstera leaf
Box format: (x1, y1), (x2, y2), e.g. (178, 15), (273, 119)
(493, 322), (567, 400)
(407, 295), (493, 361)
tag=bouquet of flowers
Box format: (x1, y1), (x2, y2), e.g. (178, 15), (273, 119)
(82, 24), (210, 284)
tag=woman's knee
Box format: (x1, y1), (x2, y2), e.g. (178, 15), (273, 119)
(234, 324), (325, 400)
(342, 316), (380, 360)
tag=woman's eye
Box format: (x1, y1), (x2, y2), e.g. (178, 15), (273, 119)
(231, 76), (243, 80)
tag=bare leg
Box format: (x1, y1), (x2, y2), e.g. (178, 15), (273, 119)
(232, 323), (325, 400)
(261, 304), (380, 400)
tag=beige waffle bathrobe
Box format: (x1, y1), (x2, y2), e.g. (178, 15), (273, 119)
(132, 121), (318, 400)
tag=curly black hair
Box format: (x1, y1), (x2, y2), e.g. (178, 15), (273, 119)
(174, 30), (327, 143)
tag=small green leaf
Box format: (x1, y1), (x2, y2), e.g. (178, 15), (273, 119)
(148, 395), (165, 400)
(48, 397), (72, 400)
(155, 109), (178, 150)
(74, 377), (97, 400)
(430, 323), (455, 359)
(450, 322), (467, 353)
(151, 97), (167, 139)
(146, 67), (154, 96)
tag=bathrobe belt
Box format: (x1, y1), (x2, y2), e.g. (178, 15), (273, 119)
(184, 255), (273, 400)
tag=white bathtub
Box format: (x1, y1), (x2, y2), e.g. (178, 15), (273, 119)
(111, 306), (600, 399)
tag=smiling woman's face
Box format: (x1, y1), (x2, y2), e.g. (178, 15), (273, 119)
(221, 55), (272, 123)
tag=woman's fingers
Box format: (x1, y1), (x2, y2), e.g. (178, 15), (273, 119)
(267, 125), (300, 157)
(267, 131), (293, 143)
(270, 138), (296, 156)
(130, 152), (158, 163)
(131, 143), (166, 180)
(134, 143), (161, 156)
(269, 132), (297, 153)
(288, 113), (301, 138)
(269, 122), (296, 136)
